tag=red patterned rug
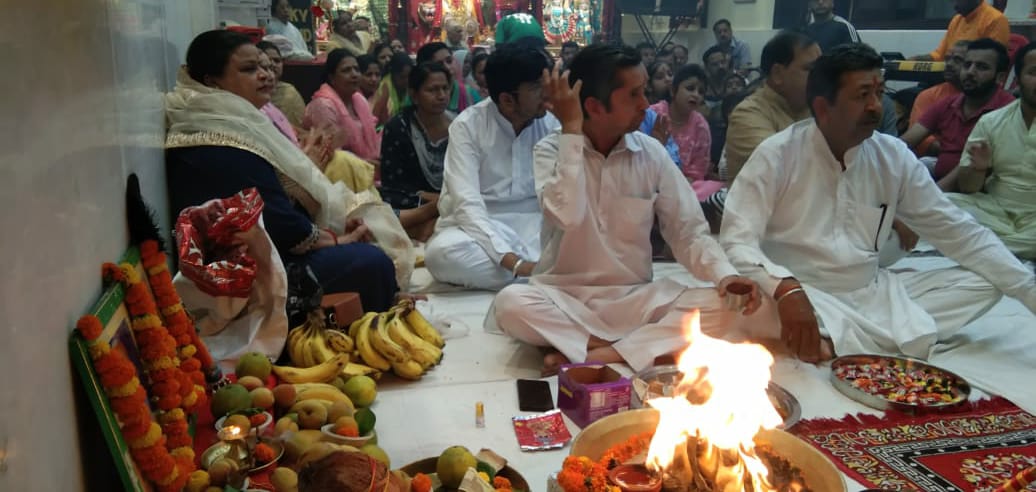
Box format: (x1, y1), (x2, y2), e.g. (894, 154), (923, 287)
(790, 398), (1036, 491)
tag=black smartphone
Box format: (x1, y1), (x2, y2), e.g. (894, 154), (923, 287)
(516, 379), (554, 412)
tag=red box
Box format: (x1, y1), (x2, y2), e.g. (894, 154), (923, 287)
(557, 363), (631, 428)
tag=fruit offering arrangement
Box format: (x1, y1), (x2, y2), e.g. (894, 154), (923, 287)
(830, 354), (970, 409)
(404, 446), (527, 492)
(278, 299), (446, 382)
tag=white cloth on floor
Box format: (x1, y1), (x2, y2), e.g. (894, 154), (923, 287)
(721, 120), (1036, 358)
(491, 131), (767, 370)
(426, 99), (559, 290)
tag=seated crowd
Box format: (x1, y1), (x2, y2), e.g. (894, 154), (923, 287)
(166, 0), (1035, 376)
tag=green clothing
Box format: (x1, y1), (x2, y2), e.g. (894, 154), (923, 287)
(947, 100), (1036, 259)
(494, 13), (545, 44)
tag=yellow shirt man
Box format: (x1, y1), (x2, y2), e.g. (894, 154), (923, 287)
(929, 1), (1009, 61)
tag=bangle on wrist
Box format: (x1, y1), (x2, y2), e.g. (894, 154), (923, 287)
(324, 228), (338, 245)
(775, 287), (804, 304)
(512, 259), (524, 278)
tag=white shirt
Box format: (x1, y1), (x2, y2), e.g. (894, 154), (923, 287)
(534, 131), (738, 288)
(436, 99), (560, 263)
(721, 120), (1036, 311)
(266, 18), (314, 60)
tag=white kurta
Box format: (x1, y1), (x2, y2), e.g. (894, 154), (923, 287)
(265, 18), (314, 60)
(492, 131), (774, 370)
(721, 120), (1036, 359)
(425, 99), (560, 289)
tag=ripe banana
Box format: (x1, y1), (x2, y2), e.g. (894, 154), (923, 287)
(399, 301), (445, 348)
(370, 313), (410, 365)
(391, 359), (425, 380)
(387, 313), (442, 369)
(341, 362), (382, 379)
(325, 329), (354, 354)
(307, 329), (338, 365)
(355, 314), (392, 371)
(349, 312), (377, 339)
(287, 325), (309, 367)
(297, 387), (354, 406)
(272, 353), (350, 383)
(291, 382), (341, 394)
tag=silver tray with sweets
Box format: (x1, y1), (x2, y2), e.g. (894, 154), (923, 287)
(830, 354), (971, 412)
(630, 364), (802, 429)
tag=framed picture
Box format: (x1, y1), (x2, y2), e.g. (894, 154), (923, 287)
(69, 246), (155, 492)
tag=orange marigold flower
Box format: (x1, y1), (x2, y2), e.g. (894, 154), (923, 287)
(76, 315), (104, 341)
(493, 476), (512, 489)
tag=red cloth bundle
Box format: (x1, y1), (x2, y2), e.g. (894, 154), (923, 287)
(175, 188), (264, 298)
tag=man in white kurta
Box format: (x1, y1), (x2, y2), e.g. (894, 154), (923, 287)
(425, 44), (560, 290)
(492, 45), (768, 373)
(721, 44), (1036, 362)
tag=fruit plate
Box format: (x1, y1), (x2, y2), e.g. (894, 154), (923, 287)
(200, 439), (285, 474)
(830, 354), (971, 413)
(631, 365), (802, 428)
(400, 457), (530, 492)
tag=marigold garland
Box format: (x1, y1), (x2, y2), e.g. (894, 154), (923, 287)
(558, 432), (654, 492)
(76, 315), (191, 492)
(140, 240), (212, 395)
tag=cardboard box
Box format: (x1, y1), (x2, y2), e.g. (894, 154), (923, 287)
(557, 363), (631, 428)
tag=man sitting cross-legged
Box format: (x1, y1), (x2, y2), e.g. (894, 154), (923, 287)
(490, 45), (769, 376)
(424, 43), (560, 290)
(947, 41), (1036, 260)
(721, 43), (1036, 364)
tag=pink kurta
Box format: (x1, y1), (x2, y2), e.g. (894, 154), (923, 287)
(304, 84), (381, 161)
(649, 101), (724, 201)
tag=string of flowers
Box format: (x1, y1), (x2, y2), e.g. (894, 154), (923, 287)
(76, 315), (191, 492)
(139, 240), (211, 409)
(102, 262), (198, 478)
(558, 431), (653, 492)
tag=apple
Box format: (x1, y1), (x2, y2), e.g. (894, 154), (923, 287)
(295, 400), (328, 430)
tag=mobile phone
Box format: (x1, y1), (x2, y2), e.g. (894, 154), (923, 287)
(516, 379), (554, 412)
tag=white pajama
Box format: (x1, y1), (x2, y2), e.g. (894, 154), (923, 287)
(721, 120), (1036, 358)
(492, 131), (775, 370)
(427, 99), (559, 290)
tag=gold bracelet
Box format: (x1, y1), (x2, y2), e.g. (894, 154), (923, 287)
(775, 287), (804, 303)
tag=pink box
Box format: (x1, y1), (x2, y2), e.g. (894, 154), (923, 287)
(557, 363), (631, 428)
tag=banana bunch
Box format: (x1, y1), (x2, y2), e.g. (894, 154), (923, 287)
(349, 300), (446, 380)
(286, 311), (357, 368)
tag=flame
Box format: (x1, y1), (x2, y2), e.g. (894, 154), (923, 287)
(644, 310), (782, 491)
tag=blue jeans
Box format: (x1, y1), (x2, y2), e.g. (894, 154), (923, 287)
(288, 242), (398, 312)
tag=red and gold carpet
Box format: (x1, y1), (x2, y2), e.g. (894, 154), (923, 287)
(790, 398), (1036, 491)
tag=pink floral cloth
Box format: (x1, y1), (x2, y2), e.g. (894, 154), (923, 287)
(646, 100), (724, 201)
(304, 83), (381, 161)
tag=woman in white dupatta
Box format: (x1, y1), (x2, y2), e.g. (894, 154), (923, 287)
(166, 30), (415, 296)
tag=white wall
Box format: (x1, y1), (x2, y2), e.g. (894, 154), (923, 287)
(0, 1), (213, 490)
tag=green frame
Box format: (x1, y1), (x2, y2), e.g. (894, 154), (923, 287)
(68, 246), (154, 492)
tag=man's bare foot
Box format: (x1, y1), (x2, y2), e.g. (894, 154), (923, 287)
(653, 354), (678, 366)
(541, 351), (570, 377)
(585, 346), (623, 365)
(395, 292), (428, 303)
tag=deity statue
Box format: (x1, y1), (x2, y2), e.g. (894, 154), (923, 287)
(408, 0), (441, 52)
(573, 0), (593, 45)
(542, 0), (574, 44)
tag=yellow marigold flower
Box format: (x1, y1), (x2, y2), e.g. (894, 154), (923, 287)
(157, 468), (180, 486)
(180, 345), (197, 358)
(159, 408), (185, 424)
(146, 356), (178, 371)
(147, 264), (168, 276)
(129, 423), (163, 449)
(161, 304), (184, 316)
(120, 263), (140, 283)
(88, 342), (111, 359)
(171, 447), (195, 461)
(478, 472), (490, 483)
(109, 379), (141, 398)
